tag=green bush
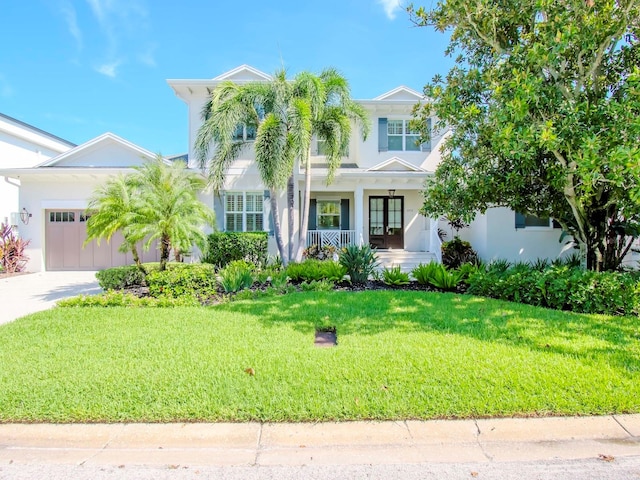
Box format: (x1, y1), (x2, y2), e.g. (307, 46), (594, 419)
(382, 266), (410, 286)
(467, 261), (640, 316)
(412, 262), (442, 285)
(299, 279), (335, 292)
(441, 237), (478, 269)
(202, 232), (268, 268)
(303, 244), (338, 261)
(95, 265), (147, 290)
(428, 264), (464, 291)
(339, 244), (379, 285)
(286, 259), (346, 283)
(218, 260), (255, 293)
(58, 291), (200, 307)
(146, 264), (217, 298)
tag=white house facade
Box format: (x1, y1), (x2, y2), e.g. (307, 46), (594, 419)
(1, 64), (581, 272)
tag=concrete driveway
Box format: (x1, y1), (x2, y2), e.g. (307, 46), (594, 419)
(0, 271), (102, 325)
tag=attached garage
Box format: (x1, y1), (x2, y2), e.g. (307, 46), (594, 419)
(45, 209), (160, 271)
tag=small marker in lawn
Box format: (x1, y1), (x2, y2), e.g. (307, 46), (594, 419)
(315, 326), (337, 347)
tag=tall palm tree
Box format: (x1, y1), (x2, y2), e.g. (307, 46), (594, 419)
(195, 68), (369, 265)
(131, 156), (215, 271)
(85, 174), (146, 272)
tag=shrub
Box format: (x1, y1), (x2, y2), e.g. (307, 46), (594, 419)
(412, 262), (442, 285)
(0, 223), (30, 274)
(466, 261), (640, 316)
(303, 244), (338, 261)
(58, 291), (200, 307)
(441, 237), (478, 269)
(146, 264), (217, 298)
(286, 259), (346, 283)
(299, 279), (335, 292)
(339, 244), (379, 285)
(96, 265), (147, 290)
(218, 260), (254, 293)
(202, 232), (268, 268)
(427, 264), (464, 291)
(382, 266), (410, 286)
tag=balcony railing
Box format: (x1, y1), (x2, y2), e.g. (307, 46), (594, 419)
(307, 230), (357, 249)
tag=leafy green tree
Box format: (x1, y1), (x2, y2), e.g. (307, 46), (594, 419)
(85, 175), (146, 272)
(195, 68), (368, 265)
(409, 0), (640, 271)
(86, 157), (214, 272)
(131, 156), (214, 271)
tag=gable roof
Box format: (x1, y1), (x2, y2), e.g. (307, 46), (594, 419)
(0, 112), (76, 151)
(37, 132), (163, 168)
(373, 86), (424, 102)
(367, 157), (426, 173)
(212, 64), (272, 82)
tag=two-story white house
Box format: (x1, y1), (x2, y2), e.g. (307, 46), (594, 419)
(1, 64), (576, 271)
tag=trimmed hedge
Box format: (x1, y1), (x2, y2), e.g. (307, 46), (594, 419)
(95, 265), (146, 290)
(146, 264), (217, 298)
(467, 264), (640, 316)
(202, 232), (268, 269)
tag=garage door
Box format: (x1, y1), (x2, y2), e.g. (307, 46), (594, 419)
(45, 209), (160, 271)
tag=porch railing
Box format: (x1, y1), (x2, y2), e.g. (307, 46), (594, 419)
(307, 230), (357, 249)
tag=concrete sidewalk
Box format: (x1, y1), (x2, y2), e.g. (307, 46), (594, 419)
(0, 415), (638, 467)
(0, 271), (101, 325)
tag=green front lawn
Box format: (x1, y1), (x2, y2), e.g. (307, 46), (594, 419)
(0, 290), (638, 422)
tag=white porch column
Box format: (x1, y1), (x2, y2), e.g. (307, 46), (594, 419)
(354, 185), (364, 246)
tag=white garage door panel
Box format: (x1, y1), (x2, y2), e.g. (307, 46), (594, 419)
(45, 209), (160, 271)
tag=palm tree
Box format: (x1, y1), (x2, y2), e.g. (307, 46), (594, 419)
(86, 156), (215, 272)
(195, 68), (369, 265)
(85, 174), (146, 272)
(130, 156), (215, 271)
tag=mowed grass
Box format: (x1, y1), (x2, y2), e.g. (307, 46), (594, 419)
(0, 290), (639, 422)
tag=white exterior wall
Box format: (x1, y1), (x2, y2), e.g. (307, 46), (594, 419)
(481, 207), (567, 263)
(0, 119), (72, 226)
(18, 175), (113, 271)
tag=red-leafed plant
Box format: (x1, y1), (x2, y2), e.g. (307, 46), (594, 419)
(0, 223), (30, 274)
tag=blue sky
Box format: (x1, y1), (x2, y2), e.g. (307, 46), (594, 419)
(0, 0), (453, 156)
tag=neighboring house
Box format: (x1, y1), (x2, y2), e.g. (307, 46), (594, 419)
(0, 133), (161, 271)
(0, 113), (75, 227)
(0, 64), (584, 272)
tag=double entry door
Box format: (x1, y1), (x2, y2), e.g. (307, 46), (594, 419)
(369, 196), (404, 249)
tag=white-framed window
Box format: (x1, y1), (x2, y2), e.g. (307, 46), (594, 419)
(317, 200), (341, 230)
(225, 192), (264, 232)
(233, 125), (256, 141)
(388, 119), (420, 152)
(49, 211), (75, 223)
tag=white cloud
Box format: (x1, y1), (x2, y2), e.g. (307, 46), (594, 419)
(378, 0), (402, 20)
(96, 61), (120, 78)
(138, 44), (157, 67)
(60, 1), (83, 50)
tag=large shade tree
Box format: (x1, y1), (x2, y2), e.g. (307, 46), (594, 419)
(409, 0), (640, 271)
(85, 156), (214, 271)
(195, 68), (368, 265)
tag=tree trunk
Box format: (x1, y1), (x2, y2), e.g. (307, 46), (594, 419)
(294, 153), (312, 262)
(160, 234), (171, 271)
(287, 175), (295, 263)
(130, 244), (147, 275)
(269, 190), (288, 265)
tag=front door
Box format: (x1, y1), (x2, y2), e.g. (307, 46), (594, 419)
(369, 196), (404, 249)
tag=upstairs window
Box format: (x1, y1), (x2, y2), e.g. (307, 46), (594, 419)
(378, 118), (430, 152)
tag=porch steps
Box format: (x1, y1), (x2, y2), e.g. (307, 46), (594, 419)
(375, 250), (438, 273)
